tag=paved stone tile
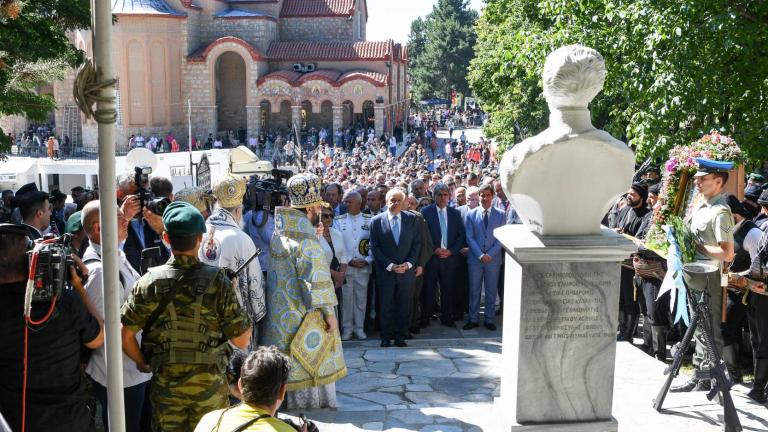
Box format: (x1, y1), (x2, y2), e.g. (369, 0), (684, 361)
(367, 361), (397, 373)
(405, 391), (464, 405)
(364, 348), (443, 362)
(355, 391), (406, 406)
(386, 404), (409, 410)
(436, 347), (481, 359)
(344, 357), (365, 369)
(379, 385), (405, 392)
(336, 371), (411, 393)
(335, 394), (383, 411)
(397, 359), (457, 377)
(406, 384), (432, 392)
(362, 422), (384, 430)
(420, 426), (463, 432)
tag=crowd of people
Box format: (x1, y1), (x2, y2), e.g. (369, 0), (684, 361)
(0, 121), (519, 432)
(607, 164), (768, 403)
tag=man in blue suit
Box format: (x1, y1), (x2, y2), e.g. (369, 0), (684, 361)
(370, 189), (422, 347)
(463, 184), (506, 330)
(420, 182), (466, 327)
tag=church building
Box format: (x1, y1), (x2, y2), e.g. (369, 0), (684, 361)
(46, 0), (409, 147)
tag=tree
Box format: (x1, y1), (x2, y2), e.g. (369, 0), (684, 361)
(469, 0), (768, 165)
(407, 0), (478, 103)
(0, 0), (91, 157)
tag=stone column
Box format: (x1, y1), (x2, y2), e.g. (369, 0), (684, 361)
(84, 173), (93, 190)
(374, 106), (385, 137)
(248, 106), (261, 139)
(332, 106), (343, 136)
(494, 226), (634, 431)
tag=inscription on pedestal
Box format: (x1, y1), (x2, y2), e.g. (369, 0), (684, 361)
(523, 272), (613, 341)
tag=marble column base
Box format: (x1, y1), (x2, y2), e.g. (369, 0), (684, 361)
(493, 397), (618, 432)
(493, 225), (635, 427)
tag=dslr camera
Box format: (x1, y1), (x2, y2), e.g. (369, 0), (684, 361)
(134, 165), (170, 217)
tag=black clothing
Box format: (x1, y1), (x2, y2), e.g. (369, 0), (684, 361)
(22, 223), (42, 241)
(0, 281), (101, 431)
(123, 220), (170, 275)
(610, 205), (651, 238)
(733, 220), (759, 272)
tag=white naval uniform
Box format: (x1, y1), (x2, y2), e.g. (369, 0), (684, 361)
(335, 211), (373, 335)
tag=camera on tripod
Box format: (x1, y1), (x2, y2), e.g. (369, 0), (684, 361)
(245, 168), (293, 215)
(28, 234), (74, 303)
(134, 165), (170, 217)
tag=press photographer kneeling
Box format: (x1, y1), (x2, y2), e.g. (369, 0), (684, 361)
(0, 224), (104, 431)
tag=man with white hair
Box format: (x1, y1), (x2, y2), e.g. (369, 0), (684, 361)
(335, 190), (373, 340)
(200, 175), (264, 346)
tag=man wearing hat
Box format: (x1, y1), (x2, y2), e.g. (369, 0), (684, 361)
(200, 175), (264, 347)
(121, 201), (252, 431)
(755, 189), (768, 230)
(672, 158), (735, 392)
(261, 172), (346, 409)
(609, 182), (653, 342)
(174, 187), (216, 221)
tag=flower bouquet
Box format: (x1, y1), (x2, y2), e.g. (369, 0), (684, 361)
(644, 130), (744, 261)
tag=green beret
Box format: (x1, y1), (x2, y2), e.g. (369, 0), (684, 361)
(65, 211), (83, 234)
(748, 173), (765, 183)
(162, 201), (206, 236)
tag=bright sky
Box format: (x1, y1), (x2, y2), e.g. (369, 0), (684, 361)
(366, 0), (485, 44)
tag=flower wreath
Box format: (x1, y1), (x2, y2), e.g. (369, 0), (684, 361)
(644, 130), (744, 261)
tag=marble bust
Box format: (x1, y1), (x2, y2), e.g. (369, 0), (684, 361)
(499, 45), (635, 236)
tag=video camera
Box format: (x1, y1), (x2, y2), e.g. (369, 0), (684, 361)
(245, 168), (293, 219)
(28, 234), (74, 303)
(134, 165), (170, 216)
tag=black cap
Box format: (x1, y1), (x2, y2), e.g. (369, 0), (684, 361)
(0, 223), (30, 237)
(745, 184), (762, 201)
(15, 182), (38, 197)
(648, 183), (661, 196)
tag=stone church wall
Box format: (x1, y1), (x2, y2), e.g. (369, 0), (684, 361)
(279, 17), (353, 42)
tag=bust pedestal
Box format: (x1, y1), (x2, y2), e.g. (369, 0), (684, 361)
(493, 225), (635, 431)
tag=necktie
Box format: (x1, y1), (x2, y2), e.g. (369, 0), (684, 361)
(483, 210), (489, 229)
(392, 215), (400, 246)
(439, 208), (447, 249)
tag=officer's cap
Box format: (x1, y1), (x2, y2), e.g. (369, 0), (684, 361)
(65, 211), (83, 234)
(162, 201), (206, 236)
(693, 158), (733, 177)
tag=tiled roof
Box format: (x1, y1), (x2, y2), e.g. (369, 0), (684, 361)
(257, 70), (303, 85)
(280, 0), (355, 17)
(257, 69), (387, 87)
(266, 41), (392, 61)
(112, 0), (185, 16)
(337, 70), (388, 86)
(214, 8), (277, 20)
(187, 37), (266, 63)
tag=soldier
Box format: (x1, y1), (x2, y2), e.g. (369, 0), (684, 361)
(121, 201), (252, 431)
(336, 190), (373, 340)
(200, 175), (264, 346)
(671, 159), (735, 393)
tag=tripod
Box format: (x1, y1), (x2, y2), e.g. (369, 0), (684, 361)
(653, 283), (742, 431)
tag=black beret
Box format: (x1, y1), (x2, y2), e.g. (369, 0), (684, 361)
(648, 184), (661, 196)
(745, 184), (762, 201)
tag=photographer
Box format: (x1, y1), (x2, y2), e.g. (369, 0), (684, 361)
(242, 171), (291, 277)
(117, 171), (171, 274)
(81, 201), (151, 432)
(0, 224), (104, 431)
(194, 347), (306, 432)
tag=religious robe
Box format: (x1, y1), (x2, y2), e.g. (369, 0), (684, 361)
(262, 207), (346, 399)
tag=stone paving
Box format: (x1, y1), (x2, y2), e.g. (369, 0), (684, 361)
(284, 317), (768, 432)
(290, 336), (502, 432)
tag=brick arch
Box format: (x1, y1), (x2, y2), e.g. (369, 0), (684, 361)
(203, 39), (261, 107)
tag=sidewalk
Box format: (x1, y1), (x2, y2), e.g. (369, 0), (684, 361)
(287, 320), (768, 432)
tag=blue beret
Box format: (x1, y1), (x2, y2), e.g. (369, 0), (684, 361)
(162, 201), (206, 236)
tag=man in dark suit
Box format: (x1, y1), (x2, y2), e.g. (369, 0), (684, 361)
(370, 189), (421, 347)
(420, 182), (466, 328)
(464, 184), (506, 330)
(123, 216), (170, 274)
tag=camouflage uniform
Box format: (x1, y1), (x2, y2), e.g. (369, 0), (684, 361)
(121, 255), (251, 432)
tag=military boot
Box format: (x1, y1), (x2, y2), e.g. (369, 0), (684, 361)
(652, 326), (668, 361)
(721, 344), (742, 384)
(747, 359), (768, 403)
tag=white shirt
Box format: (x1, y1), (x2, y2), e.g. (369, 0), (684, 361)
(336, 212), (373, 271)
(319, 226), (350, 269)
(83, 243), (151, 388)
(213, 139), (223, 148)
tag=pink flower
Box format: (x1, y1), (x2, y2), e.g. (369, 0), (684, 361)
(665, 160), (678, 172)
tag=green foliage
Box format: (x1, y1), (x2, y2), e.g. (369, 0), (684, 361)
(469, 0), (768, 164)
(0, 0), (91, 156)
(407, 0), (479, 102)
